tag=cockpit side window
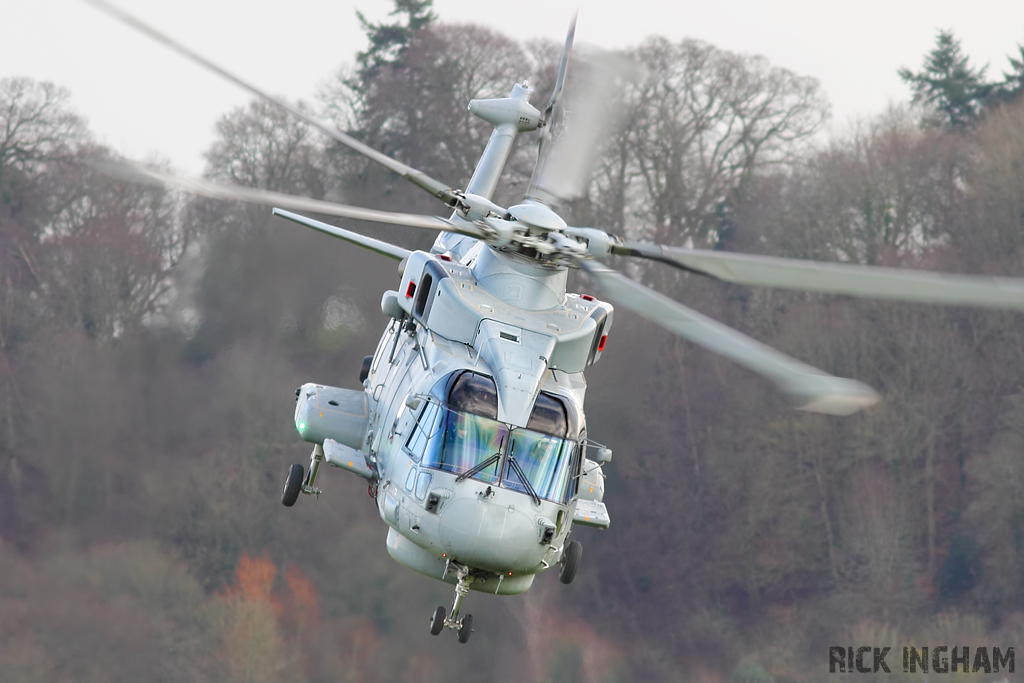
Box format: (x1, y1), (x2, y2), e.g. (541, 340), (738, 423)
(448, 371), (498, 420)
(404, 401), (443, 463)
(526, 392), (568, 437)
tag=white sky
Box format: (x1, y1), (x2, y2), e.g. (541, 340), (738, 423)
(4, 0), (1024, 175)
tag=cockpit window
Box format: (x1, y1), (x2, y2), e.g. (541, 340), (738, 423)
(503, 428), (576, 503)
(526, 392), (568, 437)
(405, 401), (443, 463)
(416, 374), (579, 502)
(422, 407), (508, 483)
(448, 372), (498, 420)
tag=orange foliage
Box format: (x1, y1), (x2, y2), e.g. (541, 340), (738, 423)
(281, 563), (320, 647)
(341, 618), (380, 672)
(285, 564), (319, 620)
(221, 553), (283, 618)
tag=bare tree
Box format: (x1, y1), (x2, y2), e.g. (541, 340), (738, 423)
(740, 107), (969, 266)
(40, 159), (186, 341)
(586, 38), (827, 251)
(0, 78), (84, 180)
(964, 100), (1024, 265)
(205, 99), (325, 198)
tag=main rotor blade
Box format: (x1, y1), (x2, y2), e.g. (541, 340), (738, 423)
(614, 242), (1024, 310)
(526, 49), (639, 207)
(90, 157), (481, 237)
(81, 0), (460, 205)
(579, 260), (879, 416)
(272, 209), (410, 260)
(543, 12), (577, 123)
(526, 13), (577, 199)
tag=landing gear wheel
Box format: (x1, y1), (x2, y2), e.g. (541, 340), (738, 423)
(559, 540), (582, 584)
(281, 463), (304, 507)
(359, 355), (373, 383)
(458, 614), (473, 643)
(429, 605), (446, 636)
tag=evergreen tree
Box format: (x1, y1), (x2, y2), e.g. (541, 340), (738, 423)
(352, 0), (436, 88)
(991, 44), (1024, 106)
(898, 30), (991, 129)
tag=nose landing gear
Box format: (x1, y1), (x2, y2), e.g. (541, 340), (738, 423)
(429, 605), (446, 635)
(428, 563), (475, 643)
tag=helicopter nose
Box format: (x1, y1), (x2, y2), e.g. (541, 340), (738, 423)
(438, 497), (542, 572)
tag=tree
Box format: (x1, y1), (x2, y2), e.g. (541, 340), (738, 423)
(1003, 44), (1024, 101)
(586, 38), (827, 255)
(738, 106), (968, 266)
(187, 98), (348, 357)
(0, 78), (187, 343)
(322, 22), (534, 207)
(0, 78), (87, 348)
(205, 99), (325, 197)
(40, 160), (186, 341)
(898, 30), (991, 130)
(217, 554), (292, 683)
(353, 0), (437, 86)
(964, 100), (1024, 263)
(985, 44), (1024, 108)
(0, 78), (84, 190)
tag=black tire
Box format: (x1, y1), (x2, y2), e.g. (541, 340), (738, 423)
(458, 613), (473, 643)
(430, 605), (446, 636)
(559, 540), (582, 584)
(281, 463), (304, 507)
(359, 355), (373, 383)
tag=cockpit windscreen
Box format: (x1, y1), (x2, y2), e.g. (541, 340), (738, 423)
(410, 371), (579, 502)
(503, 428), (576, 503)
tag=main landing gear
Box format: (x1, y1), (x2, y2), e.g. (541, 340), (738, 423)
(559, 540), (582, 584)
(429, 564), (475, 644)
(281, 463), (304, 506)
(281, 446), (325, 507)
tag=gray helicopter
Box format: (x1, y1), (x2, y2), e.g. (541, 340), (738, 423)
(86, 0), (1024, 644)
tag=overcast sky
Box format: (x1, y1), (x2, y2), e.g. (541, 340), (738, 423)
(5, 0), (1024, 175)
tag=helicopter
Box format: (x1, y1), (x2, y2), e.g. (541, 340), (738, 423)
(84, 0), (1024, 644)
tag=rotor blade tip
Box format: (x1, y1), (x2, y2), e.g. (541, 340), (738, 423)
(793, 379), (880, 416)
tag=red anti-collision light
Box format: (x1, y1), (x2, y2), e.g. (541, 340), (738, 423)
(597, 335), (607, 352)
(437, 254), (452, 262)
(405, 281), (416, 298)
(581, 294), (595, 302)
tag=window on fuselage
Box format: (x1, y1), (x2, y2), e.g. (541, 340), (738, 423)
(414, 273), (433, 318)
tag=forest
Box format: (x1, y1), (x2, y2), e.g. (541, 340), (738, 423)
(3, 1), (1024, 681)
